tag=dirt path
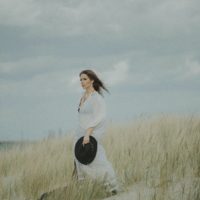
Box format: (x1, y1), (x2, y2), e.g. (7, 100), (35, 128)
(103, 182), (155, 200)
(37, 182), (155, 200)
(103, 178), (200, 200)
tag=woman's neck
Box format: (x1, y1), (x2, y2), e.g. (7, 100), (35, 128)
(85, 88), (95, 95)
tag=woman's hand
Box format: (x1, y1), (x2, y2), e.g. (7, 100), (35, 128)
(83, 134), (90, 145)
(82, 127), (94, 145)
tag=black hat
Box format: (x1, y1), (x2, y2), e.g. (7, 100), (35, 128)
(74, 136), (98, 165)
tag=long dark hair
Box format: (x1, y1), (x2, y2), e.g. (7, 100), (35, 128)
(79, 69), (110, 97)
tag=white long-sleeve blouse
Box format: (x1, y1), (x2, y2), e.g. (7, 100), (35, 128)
(75, 90), (107, 141)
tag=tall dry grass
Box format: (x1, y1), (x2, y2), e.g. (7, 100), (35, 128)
(0, 115), (200, 200)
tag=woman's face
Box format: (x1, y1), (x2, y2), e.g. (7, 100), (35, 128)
(80, 73), (93, 90)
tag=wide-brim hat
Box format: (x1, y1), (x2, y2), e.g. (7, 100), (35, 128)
(74, 136), (97, 165)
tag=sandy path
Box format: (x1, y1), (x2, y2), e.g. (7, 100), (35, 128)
(103, 182), (155, 200)
(103, 177), (200, 200)
(37, 182), (155, 200)
(38, 178), (198, 200)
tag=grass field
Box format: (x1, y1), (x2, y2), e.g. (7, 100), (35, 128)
(0, 115), (200, 200)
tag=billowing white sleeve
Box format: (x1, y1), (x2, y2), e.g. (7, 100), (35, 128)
(87, 96), (106, 129)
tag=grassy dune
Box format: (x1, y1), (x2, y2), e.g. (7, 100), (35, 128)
(0, 115), (200, 200)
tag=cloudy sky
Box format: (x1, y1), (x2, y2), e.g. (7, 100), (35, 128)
(0, 0), (200, 141)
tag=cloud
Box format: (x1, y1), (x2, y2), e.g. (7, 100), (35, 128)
(102, 61), (130, 86)
(0, 56), (59, 81)
(0, 0), (40, 26)
(1, 0), (199, 39)
(1, 0), (200, 140)
(180, 57), (200, 80)
(0, 62), (76, 99)
(1, 0), (200, 63)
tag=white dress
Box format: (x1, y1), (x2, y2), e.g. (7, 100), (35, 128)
(73, 90), (120, 192)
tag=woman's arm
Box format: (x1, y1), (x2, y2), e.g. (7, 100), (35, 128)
(82, 127), (94, 145)
(83, 96), (106, 144)
(87, 96), (106, 128)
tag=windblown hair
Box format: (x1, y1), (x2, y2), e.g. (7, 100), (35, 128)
(79, 69), (110, 97)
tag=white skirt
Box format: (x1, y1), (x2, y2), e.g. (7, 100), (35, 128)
(72, 136), (120, 192)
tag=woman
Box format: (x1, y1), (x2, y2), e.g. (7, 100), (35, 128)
(72, 69), (120, 194)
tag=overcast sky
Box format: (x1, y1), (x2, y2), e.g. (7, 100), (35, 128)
(0, 0), (200, 141)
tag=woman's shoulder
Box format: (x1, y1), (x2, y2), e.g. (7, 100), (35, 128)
(91, 91), (106, 104)
(92, 91), (104, 98)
